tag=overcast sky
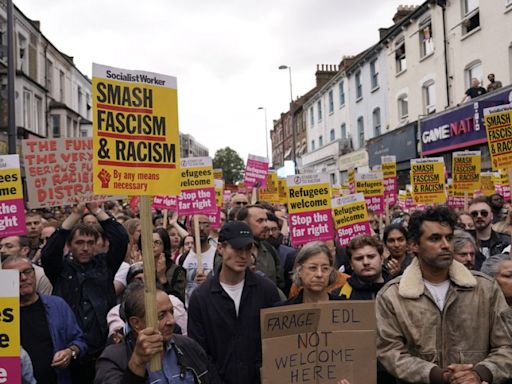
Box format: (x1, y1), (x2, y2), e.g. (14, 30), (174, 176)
(16, 0), (423, 163)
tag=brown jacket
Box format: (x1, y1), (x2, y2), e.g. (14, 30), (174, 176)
(376, 258), (512, 383)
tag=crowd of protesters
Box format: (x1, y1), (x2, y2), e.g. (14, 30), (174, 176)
(1, 192), (512, 384)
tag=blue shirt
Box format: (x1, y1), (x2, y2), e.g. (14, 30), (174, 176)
(147, 340), (195, 383)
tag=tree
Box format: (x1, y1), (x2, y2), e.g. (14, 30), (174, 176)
(213, 147), (245, 184)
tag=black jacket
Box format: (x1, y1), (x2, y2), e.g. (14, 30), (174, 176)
(42, 217), (128, 355)
(95, 333), (218, 384)
(187, 269), (280, 384)
(332, 275), (388, 300)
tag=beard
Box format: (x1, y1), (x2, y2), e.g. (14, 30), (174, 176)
(267, 234), (283, 249)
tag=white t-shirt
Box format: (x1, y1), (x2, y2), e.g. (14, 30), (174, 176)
(182, 246), (216, 306)
(114, 261), (130, 287)
(424, 279), (450, 311)
(220, 280), (245, 316)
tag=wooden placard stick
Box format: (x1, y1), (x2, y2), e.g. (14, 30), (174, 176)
(139, 195), (161, 372)
(193, 215), (203, 274)
(384, 195), (390, 226)
(251, 184), (259, 204)
(464, 192), (469, 212)
(162, 209), (168, 229)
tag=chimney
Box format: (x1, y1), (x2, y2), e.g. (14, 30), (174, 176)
(379, 27), (390, 40)
(392, 5), (417, 24)
(315, 64), (339, 88)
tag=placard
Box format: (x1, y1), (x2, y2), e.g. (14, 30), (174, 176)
(0, 270), (20, 383)
(0, 155), (26, 237)
(214, 179), (224, 208)
(260, 171), (279, 203)
(92, 63), (181, 195)
(332, 193), (371, 247)
(178, 157), (216, 215)
(244, 154), (269, 188)
(480, 171), (495, 196)
(348, 167), (356, 194)
(355, 172), (384, 214)
(261, 301), (376, 384)
(381, 155), (397, 206)
(287, 174), (333, 246)
(484, 103), (512, 171)
(410, 158), (446, 205)
(452, 151), (480, 193)
(152, 195), (177, 210)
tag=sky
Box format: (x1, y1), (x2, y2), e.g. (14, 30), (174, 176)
(15, 0), (424, 163)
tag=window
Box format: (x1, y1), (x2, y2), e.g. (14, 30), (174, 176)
(398, 94), (409, 119)
(59, 71), (65, 102)
(317, 100), (322, 121)
(51, 115), (61, 138)
(67, 116), (72, 138)
(330, 129), (335, 141)
(339, 81), (345, 106)
(357, 117), (364, 148)
(319, 135), (323, 147)
(328, 90), (334, 113)
(355, 71), (362, 100)
(466, 61), (483, 87)
(18, 33), (28, 72)
(370, 60), (379, 89)
(423, 81), (436, 114)
(0, 17), (6, 63)
(311, 140), (316, 151)
(309, 107), (314, 127)
(77, 86), (83, 116)
(395, 38), (407, 73)
(461, 0), (479, 35)
(46, 59), (54, 95)
(419, 18), (434, 57)
(340, 123), (347, 139)
(373, 108), (381, 137)
(34, 96), (43, 135)
(23, 89), (32, 129)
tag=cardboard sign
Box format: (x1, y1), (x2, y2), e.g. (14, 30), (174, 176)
(480, 171), (495, 196)
(452, 151), (480, 193)
(287, 174), (333, 246)
(214, 179), (224, 208)
(260, 171), (280, 203)
(22, 138), (121, 208)
(410, 158), (446, 205)
(178, 157), (216, 215)
(92, 63), (181, 195)
(0, 270), (21, 383)
(244, 154), (269, 188)
(381, 156), (397, 206)
(484, 103), (512, 171)
(0, 155), (26, 237)
(332, 193), (371, 247)
(355, 173), (384, 214)
(261, 301), (377, 384)
(152, 195), (177, 210)
(348, 167), (356, 194)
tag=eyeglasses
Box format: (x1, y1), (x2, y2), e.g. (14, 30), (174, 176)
(153, 240), (163, 246)
(235, 201), (248, 206)
(19, 267), (35, 277)
(268, 227), (280, 233)
(301, 264), (333, 274)
(470, 210), (489, 218)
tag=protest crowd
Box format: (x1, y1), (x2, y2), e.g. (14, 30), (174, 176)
(2, 186), (512, 384)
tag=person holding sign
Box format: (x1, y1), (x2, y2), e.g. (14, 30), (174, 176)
(188, 221), (280, 384)
(376, 206), (512, 384)
(41, 202), (129, 384)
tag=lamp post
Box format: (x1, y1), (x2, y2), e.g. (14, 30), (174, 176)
(7, 0), (16, 154)
(257, 107), (269, 161)
(278, 65), (296, 172)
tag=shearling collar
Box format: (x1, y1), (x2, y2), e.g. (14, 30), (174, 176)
(398, 257), (477, 299)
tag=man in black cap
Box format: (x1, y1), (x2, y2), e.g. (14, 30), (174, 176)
(187, 221), (280, 384)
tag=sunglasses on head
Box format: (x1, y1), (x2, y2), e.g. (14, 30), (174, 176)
(470, 210), (489, 218)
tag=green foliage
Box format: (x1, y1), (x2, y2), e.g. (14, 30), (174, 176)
(213, 147), (245, 184)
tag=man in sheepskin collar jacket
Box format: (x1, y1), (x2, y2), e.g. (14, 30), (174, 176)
(376, 206), (512, 384)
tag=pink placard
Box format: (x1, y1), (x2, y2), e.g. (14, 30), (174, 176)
(0, 198), (26, 237)
(244, 155), (269, 188)
(384, 177), (397, 206)
(364, 195), (384, 214)
(337, 222), (371, 247)
(0, 356), (20, 383)
(289, 209), (334, 246)
(448, 195), (465, 209)
(153, 195), (178, 210)
(178, 188), (217, 215)
(207, 209), (221, 229)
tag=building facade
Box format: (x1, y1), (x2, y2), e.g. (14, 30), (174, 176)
(180, 133), (209, 158)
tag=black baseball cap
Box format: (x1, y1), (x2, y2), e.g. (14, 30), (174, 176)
(218, 222), (254, 249)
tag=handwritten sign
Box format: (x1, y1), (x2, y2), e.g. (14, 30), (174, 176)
(0, 271), (20, 383)
(452, 151), (480, 193)
(178, 157), (216, 215)
(244, 154), (269, 188)
(92, 63), (181, 195)
(355, 172), (384, 214)
(0, 155), (25, 237)
(332, 193), (371, 247)
(261, 301), (376, 384)
(484, 103), (512, 171)
(411, 158), (446, 205)
(287, 174), (333, 246)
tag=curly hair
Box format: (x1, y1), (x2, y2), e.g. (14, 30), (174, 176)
(408, 206), (457, 243)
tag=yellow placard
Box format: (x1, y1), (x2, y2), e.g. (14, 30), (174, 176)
(213, 169), (223, 180)
(382, 161), (396, 178)
(332, 199), (368, 228)
(180, 166), (214, 190)
(484, 104), (512, 171)
(481, 172), (495, 196)
(411, 158), (446, 205)
(452, 151), (481, 193)
(348, 167), (356, 193)
(0, 296), (20, 357)
(331, 186), (342, 198)
(92, 64), (180, 196)
(287, 175), (331, 214)
(215, 189), (223, 207)
(260, 172), (279, 203)
(0, 168), (22, 200)
(355, 175), (384, 197)
(278, 179), (287, 204)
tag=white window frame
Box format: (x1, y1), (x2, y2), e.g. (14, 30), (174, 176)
(339, 80), (345, 107)
(465, 60), (483, 88)
(373, 108), (381, 137)
(317, 100), (322, 121)
(395, 38), (407, 74)
(419, 18), (434, 57)
(398, 94), (409, 119)
(340, 123), (347, 139)
(330, 129), (335, 142)
(370, 60), (379, 90)
(357, 116), (365, 148)
(309, 107), (314, 127)
(355, 71), (363, 100)
(423, 81), (436, 114)
(328, 90), (334, 113)
(23, 89), (32, 129)
(461, 0), (480, 35)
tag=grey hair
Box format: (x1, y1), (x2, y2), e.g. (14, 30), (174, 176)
(481, 254), (512, 278)
(453, 229), (477, 254)
(292, 241), (338, 287)
(2, 255), (32, 268)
